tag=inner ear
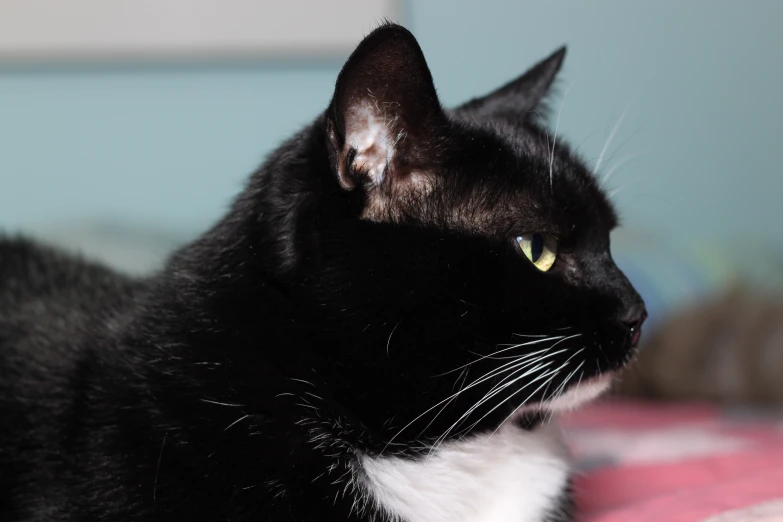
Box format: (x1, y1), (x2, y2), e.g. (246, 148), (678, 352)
(326, 24), (446, 192)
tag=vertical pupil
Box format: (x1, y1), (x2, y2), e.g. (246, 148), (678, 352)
(531, 234), (544, 262)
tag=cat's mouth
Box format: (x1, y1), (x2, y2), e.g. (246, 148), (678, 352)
(627, 309), (647, 349)
(630, 327), (642, 348)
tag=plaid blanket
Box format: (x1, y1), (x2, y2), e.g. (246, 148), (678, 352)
(562, 400), (783, 522)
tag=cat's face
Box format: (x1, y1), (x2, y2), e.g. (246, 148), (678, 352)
(280, 25), (645, 445)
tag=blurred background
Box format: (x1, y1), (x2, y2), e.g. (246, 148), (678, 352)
(1, 0), (782, 335)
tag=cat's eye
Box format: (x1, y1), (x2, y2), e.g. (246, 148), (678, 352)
(515, 234), (558, 272)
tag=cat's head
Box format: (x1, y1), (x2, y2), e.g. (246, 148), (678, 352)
(253, 24), (645, 446)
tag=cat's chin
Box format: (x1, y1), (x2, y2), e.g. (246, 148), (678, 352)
(508, 372), (615, 428)
(540, 372), (614, 412)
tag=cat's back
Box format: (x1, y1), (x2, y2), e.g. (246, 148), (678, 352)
(1, 235), (132, 301)
(0, 235), (143, 393)
(0, 235), (142, 328)
(0, 237), (148, 518)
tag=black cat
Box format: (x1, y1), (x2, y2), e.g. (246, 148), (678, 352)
(0, 23), (645, 522)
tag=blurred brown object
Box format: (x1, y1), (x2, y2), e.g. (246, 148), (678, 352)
(617, 285), (783, 405)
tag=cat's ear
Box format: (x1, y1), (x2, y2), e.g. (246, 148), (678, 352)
(326, 23), (446, 192)
(455, 47), (566, 121)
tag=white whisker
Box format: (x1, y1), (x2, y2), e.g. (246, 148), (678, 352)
(434, 336), (564, 377)
(465, 359), (557, 419)
(199, 399), (244, 407)
(425, 335), (582, 449)
(607, 186), (625, 198)
(602, 152), (649, 184)
(224, 414), (251, 432)
(382, 349), (550, 453)
(464, 362), (565, 441)
(476, 333), (579, 366)
(153, 433), (166, 512)
(593, 103), (630, 176)
(562, 347), (585, 365)
(607, 176), (647, 198)
(575, 367), (585, 392)
(463, 336), (579, 406)
(438, 351), (572, 448)
(426, 353), (552, 433)
(289, 378), (316, 388)
(482, 348), (569, 391)
(427, 358), (558, 458)
(417, 364), (474, 440)
(386, 321), (400, 355)
(468, 348), (540, 362)
(545, 361), (584, 424)
(386, 334), (583, 457)
(487, 359), (574, 440)
(533, 110), (552, 183)
(550, 83), (573, 191)
(452, 366), (469, 392)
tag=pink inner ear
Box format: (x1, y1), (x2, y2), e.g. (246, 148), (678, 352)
(345, 100), (406, 187)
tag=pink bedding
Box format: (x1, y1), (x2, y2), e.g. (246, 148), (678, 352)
(562, 400), (783, 522)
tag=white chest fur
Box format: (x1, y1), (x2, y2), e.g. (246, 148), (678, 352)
(360, 422), (571, 522)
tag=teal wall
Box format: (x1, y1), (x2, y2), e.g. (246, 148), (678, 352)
(1, 1), (781, 249)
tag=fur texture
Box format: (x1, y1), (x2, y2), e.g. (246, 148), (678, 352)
(361, 422), (571, 522)
(0, 24), (645, 521)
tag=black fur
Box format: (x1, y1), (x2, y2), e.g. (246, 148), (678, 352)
(0, 24), (644, 521)
(544, 479), (575, 522)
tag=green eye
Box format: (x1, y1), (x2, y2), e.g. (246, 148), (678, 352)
(515, 234), (558, 271)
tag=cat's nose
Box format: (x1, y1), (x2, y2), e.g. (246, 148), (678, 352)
(619, 302), (647, 347)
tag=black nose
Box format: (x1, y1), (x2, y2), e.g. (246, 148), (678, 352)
(619, 302), (647, 346)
